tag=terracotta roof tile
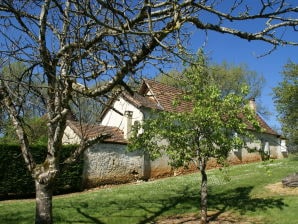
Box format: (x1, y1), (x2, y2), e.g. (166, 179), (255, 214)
(138, 79), (279, 136)
(138, 79), (193, 112)
(256, 115), (279, 136)
(238, 112), (279, 136)
(67, 120), (127, 144)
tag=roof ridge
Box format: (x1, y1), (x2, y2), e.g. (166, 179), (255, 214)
(141, 79), (164, 110)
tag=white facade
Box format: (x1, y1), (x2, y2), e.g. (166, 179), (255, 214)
(62, 125), (81, 144)
(101, 97), (144, 139)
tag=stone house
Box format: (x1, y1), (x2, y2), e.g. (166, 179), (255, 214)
(62, 79), (288, 188)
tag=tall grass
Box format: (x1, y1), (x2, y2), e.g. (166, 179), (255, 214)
(0, 156), (297, 224)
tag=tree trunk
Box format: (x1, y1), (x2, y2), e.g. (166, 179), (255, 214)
(199, 157), (208, 224)
(35, 180), (53, 224)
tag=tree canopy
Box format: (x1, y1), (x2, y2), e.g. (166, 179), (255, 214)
(0, 62), (47, 144)
(274, 61), (298, 150)
(155, 56), (265, 99)
(155, 51), (269, 117)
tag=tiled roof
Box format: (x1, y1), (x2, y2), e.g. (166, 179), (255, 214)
(67, 120), (127, 144)
(99, 79), (279, 138)
(256, 115), (280, 136)
(238, 112), (280, 137)
(136, 79), (279, 137)
(137, 79), (193, 113)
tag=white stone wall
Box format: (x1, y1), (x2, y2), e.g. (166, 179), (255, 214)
(83, 143), (146, 187)
(149, 154), (173, 177)
(229, 133), (287, 163)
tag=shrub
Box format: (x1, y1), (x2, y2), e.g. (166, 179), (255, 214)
(0, 144), (83, 199)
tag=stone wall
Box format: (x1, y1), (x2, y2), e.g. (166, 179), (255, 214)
(82, 133), (288, 188)
(83, 143), (146, 188)
(149, 154), (173, 178)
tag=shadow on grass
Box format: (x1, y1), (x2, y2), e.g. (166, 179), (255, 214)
(75, 207), (105, 224)
(58, 185), (287, 224)
(208, 186), (287, 221)
(137, 186), (198, 224)
(59, 186), (198, 224)
(0, 185), (288, 224)
(288, 154), (298, 161)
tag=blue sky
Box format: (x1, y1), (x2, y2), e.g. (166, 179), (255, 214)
(1, 2), (296, 133)
(189, 29), (298, 131)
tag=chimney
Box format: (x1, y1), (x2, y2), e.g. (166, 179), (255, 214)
(124, 111), (133, 139)
(249, 98), (257, 113)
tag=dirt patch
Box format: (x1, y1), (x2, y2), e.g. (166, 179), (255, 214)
(156, 211), (263, 224)
(265, 182), (298, 195)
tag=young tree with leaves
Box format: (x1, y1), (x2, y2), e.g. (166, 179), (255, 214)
(129, 61), (260, 224)
(274, 61), (298, 151)
(0, 1), (297, 223)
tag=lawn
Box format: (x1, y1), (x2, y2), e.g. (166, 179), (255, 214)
(0, 155), (297, 224)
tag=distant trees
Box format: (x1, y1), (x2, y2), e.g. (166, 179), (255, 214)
(156, 57), (265, 99)
(129, 57), (260, 224)
(274, 61), (298, 151)
(0, 1), (298, 223)
(0, 62), (47, 144)
(0, 117), (48, 145)
(155, 52), (268, 117)
(210, 62), (265, 100)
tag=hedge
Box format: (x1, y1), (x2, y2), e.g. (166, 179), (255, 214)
(0, 144), (84, 199)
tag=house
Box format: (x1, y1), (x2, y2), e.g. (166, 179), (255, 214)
(62, 79), (288, 188)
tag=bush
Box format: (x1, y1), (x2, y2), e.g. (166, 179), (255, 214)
(0, 144), (84, 199)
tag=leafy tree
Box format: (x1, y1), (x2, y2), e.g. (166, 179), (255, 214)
(210, 62), (265, 99)
(155, 70), (185, 88)
(0, 117), (48, 145)
(0, 1), (297, 223)
(0, 62), (47, 142)
(274, 61), (298, 151)
(210, 62), (272, 118)
(129, 60), (260, 224)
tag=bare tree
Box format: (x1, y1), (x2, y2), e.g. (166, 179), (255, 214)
(0, 1), (297, 223)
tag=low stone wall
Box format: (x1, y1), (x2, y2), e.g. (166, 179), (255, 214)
(82, 135), (288, 188)
(83, 143), (146, 188)
(149, 154), (173, 178)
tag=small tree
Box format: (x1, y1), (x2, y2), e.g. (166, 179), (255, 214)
(129, 62), (260, 224)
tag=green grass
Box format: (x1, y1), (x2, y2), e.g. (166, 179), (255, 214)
(1, 155), (298, 224)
